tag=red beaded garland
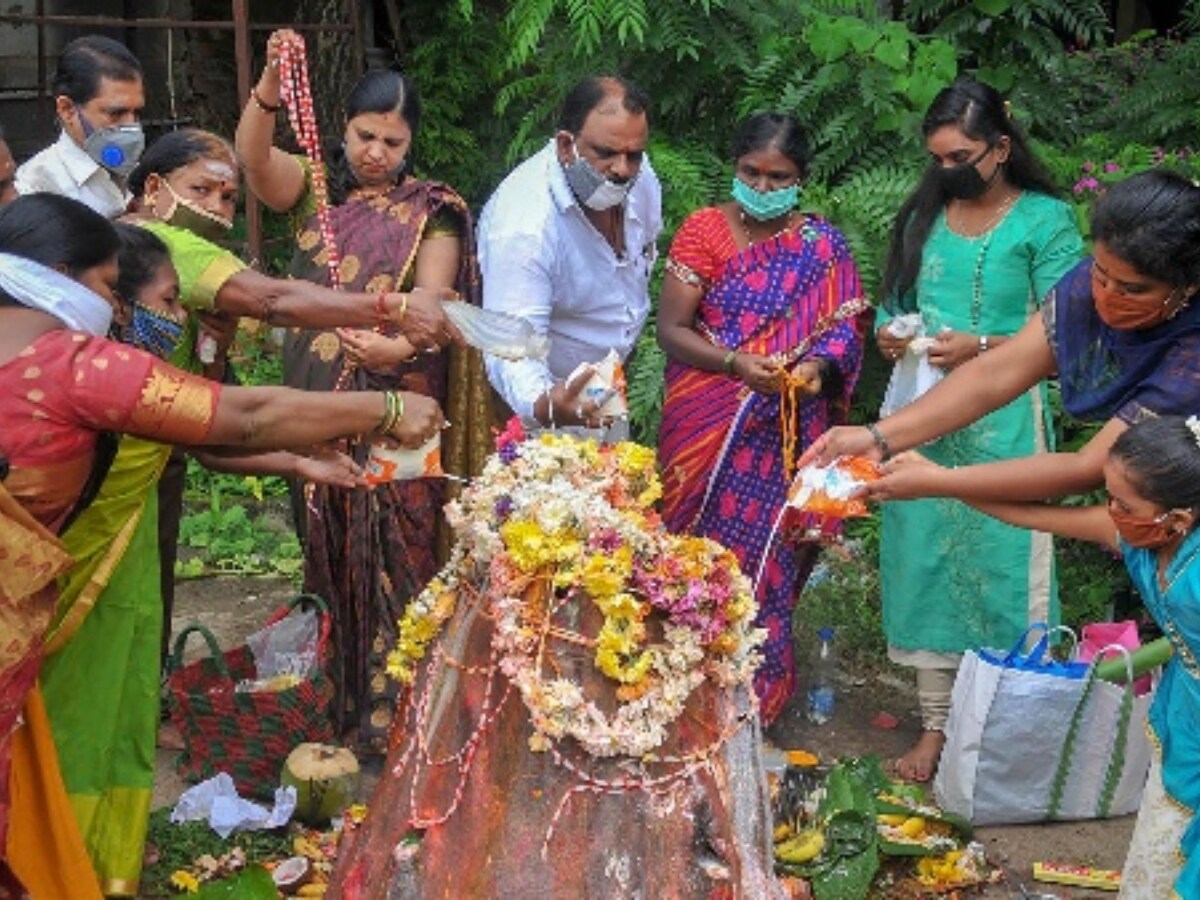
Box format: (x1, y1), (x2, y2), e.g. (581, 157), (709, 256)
(277, 34), (342, 293)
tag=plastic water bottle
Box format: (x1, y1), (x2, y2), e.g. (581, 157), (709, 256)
(806, 627), (836, 724)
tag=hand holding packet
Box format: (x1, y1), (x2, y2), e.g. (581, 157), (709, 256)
(784, 456), (880, 519)
(365, 433), (444, 485)
(567, 348), (628, 419)
(440, 300), (549, 361)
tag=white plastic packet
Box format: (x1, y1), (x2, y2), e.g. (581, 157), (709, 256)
(170, 772), (296, 838)
(365, 433), (443, 485)
(440, 300), (549, 361)
(880, 316), (944, 417)
(244, 607), (319, 682)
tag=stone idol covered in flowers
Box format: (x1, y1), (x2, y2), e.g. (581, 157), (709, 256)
(328, 421), (789, 899)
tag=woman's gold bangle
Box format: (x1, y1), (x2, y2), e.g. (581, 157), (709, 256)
(377, 390), (404, 435)
(722, 350), (737, 374)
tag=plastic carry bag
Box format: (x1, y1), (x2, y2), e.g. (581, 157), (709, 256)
(935, 624), (1153, 826)
(879, 314), (944, 418)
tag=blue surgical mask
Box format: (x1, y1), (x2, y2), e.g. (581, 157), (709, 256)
(731, 177), (798, 222)
(125, 302), (185, 359)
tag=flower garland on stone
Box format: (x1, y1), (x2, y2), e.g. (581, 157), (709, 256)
(386, 419), (765, 759)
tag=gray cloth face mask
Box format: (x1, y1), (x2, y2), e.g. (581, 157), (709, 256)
(80, 118), (145, 178)
(563, 141), (635, 211)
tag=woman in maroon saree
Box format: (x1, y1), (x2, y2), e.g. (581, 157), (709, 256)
(237, 41), (492, 751)
(658, 114), (870, 725)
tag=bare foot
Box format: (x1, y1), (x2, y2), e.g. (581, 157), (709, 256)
(157, 721), (185, 751)
(891, 730), (945, 783)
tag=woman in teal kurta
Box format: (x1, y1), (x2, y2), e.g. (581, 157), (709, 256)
(873, 79), (1082, 781)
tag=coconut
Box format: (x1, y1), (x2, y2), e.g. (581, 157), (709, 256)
(272, 856), (313, 895)
(281, 743), (361, 826)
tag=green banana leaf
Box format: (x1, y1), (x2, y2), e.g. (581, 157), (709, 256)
(874, 795), (973, 857)
(194, 865), (280, 899)
(775, 762), (879, 900)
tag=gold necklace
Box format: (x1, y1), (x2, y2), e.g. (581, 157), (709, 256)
(952, 190), (1020, 238)
(740, 209), (796, 245)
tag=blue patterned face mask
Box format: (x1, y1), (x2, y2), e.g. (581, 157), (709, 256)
(125, 303), (185, 359)
(731, 176), (798, 222)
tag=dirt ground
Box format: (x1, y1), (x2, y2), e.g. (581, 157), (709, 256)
(156, 576), (1135, 899)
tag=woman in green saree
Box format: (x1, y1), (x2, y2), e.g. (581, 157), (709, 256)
(39, 225), (365, 896)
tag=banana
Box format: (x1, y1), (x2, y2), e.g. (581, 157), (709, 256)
(773, 822), (793, 843)
(297, 885), (328, 898)
(899, 816), (927, 839)
(775, 828), (825, 864)
(876, 813), (908, 827)
(293, 835), (324, 860)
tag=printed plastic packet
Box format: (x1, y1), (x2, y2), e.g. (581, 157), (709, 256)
(784, 456), (880, 519)
(567, 348), (628, 418)
(365, 432), (444, 485)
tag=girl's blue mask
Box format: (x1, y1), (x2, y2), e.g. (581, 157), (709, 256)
(731, 177), (798, 222)
(125, 303), (185, 360)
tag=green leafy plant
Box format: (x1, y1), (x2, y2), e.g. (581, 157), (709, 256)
(140, 808), (292, 898)
(180, 331), (302, 580)
(177, 467), (303, 579)
(903, 0), (1110, 88)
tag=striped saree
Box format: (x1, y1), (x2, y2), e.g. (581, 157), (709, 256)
(658, 208), (869, 724)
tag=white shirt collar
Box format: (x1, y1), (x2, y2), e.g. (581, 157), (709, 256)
(54, 128), (107, 189)
(547, 140), (579, 214)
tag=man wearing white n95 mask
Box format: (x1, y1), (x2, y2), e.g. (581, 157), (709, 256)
(477, 75), (662, 430)
(16, 35), (146, 219)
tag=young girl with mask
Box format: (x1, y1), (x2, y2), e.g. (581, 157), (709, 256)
(0, 193), (443, 897)
(37, 223), (364, 896)
(805, 167), (1200, 783)
(656, 112), (871, 724)
(863, 79), (1082, 781)
(892, 415), (1200, 897)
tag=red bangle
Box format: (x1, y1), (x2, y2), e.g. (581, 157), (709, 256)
(375, 292), (388, 328)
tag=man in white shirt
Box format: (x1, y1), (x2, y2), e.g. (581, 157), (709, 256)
(478, 75), (662, 427)
(15, 35), (145, 219)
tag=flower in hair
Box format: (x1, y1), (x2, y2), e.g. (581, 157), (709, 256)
(1186, 415), (1200, 449)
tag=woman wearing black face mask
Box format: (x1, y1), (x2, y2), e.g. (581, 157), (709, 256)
(847, 78), (1085, 783)
(805, 165), (1200, 789)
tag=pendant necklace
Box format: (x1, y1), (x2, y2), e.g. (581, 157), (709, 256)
(740, 209), (795, 245)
